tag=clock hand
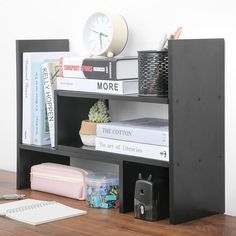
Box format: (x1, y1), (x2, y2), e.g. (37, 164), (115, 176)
(100, 32), (109, 37)
(99, 33), (103, 51)
(90, 29), (99, 34)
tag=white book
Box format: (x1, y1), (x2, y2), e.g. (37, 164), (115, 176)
(0, 199), (86, 225)
(96, 118), (169, 146)
(41, 62), (59, 147)
(96, 137), (169, 162)
(22, 54), (33, 144)
(56, 77), (138, 95)
(22, 52), (70, 145)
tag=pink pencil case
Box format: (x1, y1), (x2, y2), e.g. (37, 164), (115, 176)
(30, 163), (88, 200)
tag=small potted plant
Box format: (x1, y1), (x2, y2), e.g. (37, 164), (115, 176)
(79, 99), (109, 146)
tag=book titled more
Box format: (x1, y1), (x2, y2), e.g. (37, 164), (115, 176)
(57, 77), (138, 95)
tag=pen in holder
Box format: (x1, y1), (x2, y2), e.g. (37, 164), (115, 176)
(138, 50), (168, 97)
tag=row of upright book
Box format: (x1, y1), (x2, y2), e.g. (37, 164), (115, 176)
(22, 52), (139, 147)
(95, 118), (169, 162)
(22, 52), (69, 147)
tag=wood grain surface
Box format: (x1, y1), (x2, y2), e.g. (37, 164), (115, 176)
(0, 169), (235, 236)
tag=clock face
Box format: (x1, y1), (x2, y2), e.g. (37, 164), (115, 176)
(84, 13), (113, 55)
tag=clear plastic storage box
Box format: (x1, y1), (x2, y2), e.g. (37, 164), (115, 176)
(86, 173), (119, 208)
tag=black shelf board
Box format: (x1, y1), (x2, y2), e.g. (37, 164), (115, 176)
(56, 90), (169, 104)
(19, 143), (169, 168)
(19, 144), (66, 156)
(57, 144), (169, 168)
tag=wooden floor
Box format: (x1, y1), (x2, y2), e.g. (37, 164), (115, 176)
(0, 170), (235, 236)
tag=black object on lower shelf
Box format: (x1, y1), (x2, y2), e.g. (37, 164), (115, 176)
(134, 173), (169, 221)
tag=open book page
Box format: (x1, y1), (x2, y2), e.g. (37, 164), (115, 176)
(0, 199), (87, 225)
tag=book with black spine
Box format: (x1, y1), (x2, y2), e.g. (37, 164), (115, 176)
(59, 56), (138, 80)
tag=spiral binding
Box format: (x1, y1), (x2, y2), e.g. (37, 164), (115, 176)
(6, 201), (56, 214)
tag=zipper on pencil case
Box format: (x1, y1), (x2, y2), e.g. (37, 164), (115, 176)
(30, 172), (84, 183)
(35, 166), (89, 176)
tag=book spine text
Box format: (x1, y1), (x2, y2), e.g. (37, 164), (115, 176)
(56, 77), (138, 95)
(22, 55), (33, 144)
(96, 137), (169, 161)
(60, 57), (118, 79)
(33, 62), (50, 146)
(41, 63), (55, 147)
(96, 124), (168, 146)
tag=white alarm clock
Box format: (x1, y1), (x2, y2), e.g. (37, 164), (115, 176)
(83, 12), (128, 57)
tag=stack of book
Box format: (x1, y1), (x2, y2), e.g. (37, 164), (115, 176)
(95, 118), (169, 162)
(57, 56), (139, 95)
(22, 52), (70, 147)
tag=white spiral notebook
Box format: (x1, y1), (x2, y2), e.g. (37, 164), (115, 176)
(0, 199), (87, 225)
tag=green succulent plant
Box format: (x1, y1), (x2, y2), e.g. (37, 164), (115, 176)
(88, 99), (109, 123)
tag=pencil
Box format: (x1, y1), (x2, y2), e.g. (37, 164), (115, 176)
(173, 27), (182, 39)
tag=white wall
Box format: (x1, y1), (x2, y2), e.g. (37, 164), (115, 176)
(0, 0), (235, 215)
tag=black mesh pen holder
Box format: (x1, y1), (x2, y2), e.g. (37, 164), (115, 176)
(138, 51), (168, 96)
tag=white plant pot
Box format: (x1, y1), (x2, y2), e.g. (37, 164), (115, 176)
(80, 134), (96, 147)
(79, 120), (97, 147)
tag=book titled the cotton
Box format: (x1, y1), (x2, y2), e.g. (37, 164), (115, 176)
(96, 118), (169, 146)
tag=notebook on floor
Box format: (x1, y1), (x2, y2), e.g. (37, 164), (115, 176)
(0, 199), (87, 225)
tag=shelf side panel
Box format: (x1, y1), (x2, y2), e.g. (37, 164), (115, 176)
(169, 39), (225, 224)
